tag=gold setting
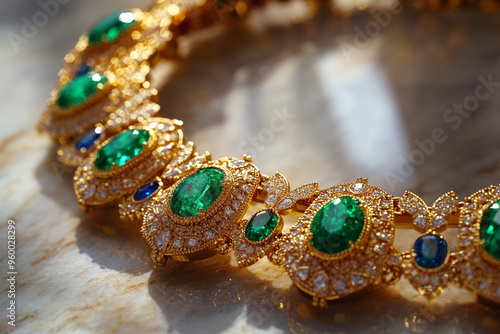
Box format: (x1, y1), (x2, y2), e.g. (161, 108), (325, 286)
(282, 179), (395, 306)
(73, 118), (183, 207)
(36, 0), (500, 309)
(142, 157), (261, 262)
(457, 185), (500, 303)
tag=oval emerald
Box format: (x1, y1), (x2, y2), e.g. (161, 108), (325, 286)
(310, 196), (365, 254)
(88, 10), (136, 46)
(56, 72), (108, 110)
(94, 129), (150, 171)
(170, 168), (225, 218)
(480, 200), (500, 260)
(245, 210), (279, 242)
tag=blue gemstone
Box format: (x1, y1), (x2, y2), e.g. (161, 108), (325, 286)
(75, 127), (102, 152)
(413, 235), (448, 269)
(134, 181), (160, 201)
(75, 64), (91, 77)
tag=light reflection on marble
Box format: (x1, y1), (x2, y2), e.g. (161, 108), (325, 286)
(1, 1), (500, 333)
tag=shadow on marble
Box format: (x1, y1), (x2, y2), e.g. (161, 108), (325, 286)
(34, 144), (154, 275)
(148, 255), (500, 333)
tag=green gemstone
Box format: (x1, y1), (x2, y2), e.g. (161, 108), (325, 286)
(170, 168), (225, 218)
(88, 10), (136, 46)
(56, 72), (108, 110)
(245, 211), (279, 242)
(480, 200), (500, 260)
(310, 196), (365, 254)
(94, 129), (150, 171)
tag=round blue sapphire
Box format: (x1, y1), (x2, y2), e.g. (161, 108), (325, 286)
(75, 127), (102, 152)
(413, 234), (448, 269)
(134, 181), (160, 201)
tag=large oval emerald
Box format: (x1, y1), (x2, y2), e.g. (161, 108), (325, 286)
(310, 196), (365, 254)
(56, 72), (108, 110)
(94, 129), (150, 171)
(88, 10), (136, 46)
(480, 200), (500, 260)
(170, 168), (225, 218)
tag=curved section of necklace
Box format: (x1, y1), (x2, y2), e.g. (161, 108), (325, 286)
(38, 0), (500, 307)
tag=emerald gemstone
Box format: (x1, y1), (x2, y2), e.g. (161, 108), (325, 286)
(88, 10), (136, 46)
(310, 197), (365, 254)
(94, 129), (150, 171)
(480, 200), (500, 260)
(245, 211), (279, 242)
(56, 72), (108, 110)
(170, 168), (225, 218)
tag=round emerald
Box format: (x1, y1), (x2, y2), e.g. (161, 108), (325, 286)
(480, 200), (500, 260)
(245, 210), (279, 242)
(88, 10), (136, 46)
(94, 129), (150, 171)
(56, 72), (108, 110)
(170, 168), (225, 218)
(310, 196), (365, 254)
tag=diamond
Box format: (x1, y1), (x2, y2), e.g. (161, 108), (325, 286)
(335, 280), (346, 291)
(172, 239), (182, 248)
(266, 195), (277, 207)
(351, 274), (363, 285)
(351, 183), (366, 192)
(187, 238), (198, 247)
(415, 216), (428, 229)
(155, 232), (170, 249)
(205, 231), (215, 240)
(313, 273), (328, 292)
(297, 267), (309, 281)
(433, 216), (446, 228)
(278, 198), (294, 211)
(82, 185), (96, 199)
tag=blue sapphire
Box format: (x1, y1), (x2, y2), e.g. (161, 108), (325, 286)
(413, 234), (448, 269)
(134, 181), (160, 201)
(75, 127), (102, 152)
(75, 64), (91, 77)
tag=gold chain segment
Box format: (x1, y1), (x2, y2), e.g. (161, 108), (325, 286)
(38, 0), (500, 307)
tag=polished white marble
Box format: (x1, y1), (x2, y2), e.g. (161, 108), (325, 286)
(1, 1), (500, 333)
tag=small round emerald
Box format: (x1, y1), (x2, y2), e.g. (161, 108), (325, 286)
(170, 168), (225, 218)
(56, 72), (108, 110)
(310, 196), (365, 254)
(480, 200), (500, 260)
(245, 210), (279, 242)
(88, 10), (136, 46)
(94, 129), (150, 171)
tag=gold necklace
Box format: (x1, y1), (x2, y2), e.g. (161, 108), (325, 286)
(38, 0), (500, 308)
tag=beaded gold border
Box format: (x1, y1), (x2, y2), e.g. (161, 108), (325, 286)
(282, 179), (395, 305)
(457, 184), (500, 303)
(142, 157), (260, 260)
(73, 118), (183, 207)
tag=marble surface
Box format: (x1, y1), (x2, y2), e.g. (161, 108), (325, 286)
(1, 1), (500, 333)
